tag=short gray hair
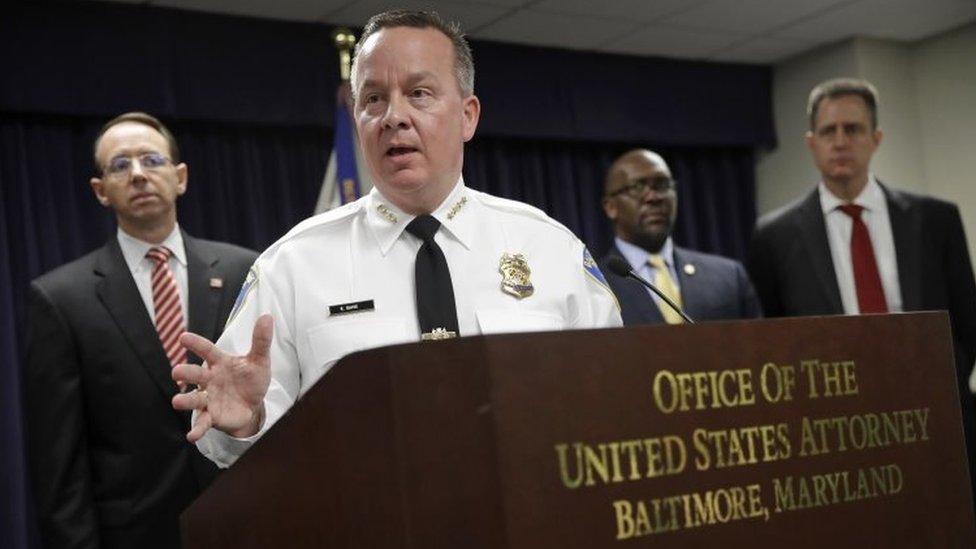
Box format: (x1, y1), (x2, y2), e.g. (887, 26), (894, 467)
(807, 77), (879, 130)
(351, 10), (474, 98)
(93, 112), (180, 172)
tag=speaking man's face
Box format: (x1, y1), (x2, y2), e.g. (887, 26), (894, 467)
(353, 26), (480, 213)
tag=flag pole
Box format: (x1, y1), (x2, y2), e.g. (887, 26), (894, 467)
(332, 28), (355, 82)
(315, 28), (371, 214)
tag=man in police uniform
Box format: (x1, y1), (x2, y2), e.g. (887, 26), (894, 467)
(172, 10), (622, 467)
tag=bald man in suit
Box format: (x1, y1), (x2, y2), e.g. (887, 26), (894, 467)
(598, 149), (760, 325)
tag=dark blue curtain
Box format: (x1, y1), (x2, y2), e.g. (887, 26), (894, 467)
(464, 137), (756, 260)
(1, 3), (774, 148)
(0, 142), (31, 549)
(0, 114), (331, 549)
(1, 4), (770, 548)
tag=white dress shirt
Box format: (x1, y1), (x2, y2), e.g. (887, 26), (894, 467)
(615, 236), (680, 308)
(819, 177), (902, 315)
(117, 225), (189, 325)
(196, 179), (623, 467)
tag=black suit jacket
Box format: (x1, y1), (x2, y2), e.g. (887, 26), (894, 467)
(747, 182), (976, 497)
(599, 244), (761, 325)
(26, 232), (257, 549)
(747, 182), (976, 366)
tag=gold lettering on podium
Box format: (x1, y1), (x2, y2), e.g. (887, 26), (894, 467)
(612, 483), (767, 540)
(798, 408), (930, 456)
(800, 359), (859, 398)
(555, 436), (687, 489)
(773, 464), (904, 512)
(552, 358), (936, 541)
(692, 423), (792, 471)
(652, 368), (755, 413)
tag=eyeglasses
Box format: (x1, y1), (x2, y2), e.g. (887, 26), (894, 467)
(607, 177), (676, 198)
(102, 152), (172, 178)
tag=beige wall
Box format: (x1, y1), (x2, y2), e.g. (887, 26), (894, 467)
(756, 23), (976, 262)
(755, 41), (858, 214)
(913, 25), (976, 260)
(856, 38), (926, 194)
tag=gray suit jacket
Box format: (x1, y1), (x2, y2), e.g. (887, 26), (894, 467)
(599, 244), (761, 325)
(26, 231), (257, 549)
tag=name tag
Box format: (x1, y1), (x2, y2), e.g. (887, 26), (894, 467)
(329, 300), (375, 316)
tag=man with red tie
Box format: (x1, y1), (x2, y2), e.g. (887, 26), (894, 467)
(747, 77), (976, 505)
(25, 112), (256, 548)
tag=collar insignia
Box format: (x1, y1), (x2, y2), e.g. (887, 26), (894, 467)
(447, 196), (468, 220)
(376, 204), (398, 223)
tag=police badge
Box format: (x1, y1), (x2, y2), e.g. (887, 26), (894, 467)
(499, 252), (534, 299)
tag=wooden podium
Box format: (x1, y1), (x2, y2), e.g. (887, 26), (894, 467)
(182, 312), (975, 548)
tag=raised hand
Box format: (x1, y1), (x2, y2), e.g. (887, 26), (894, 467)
(172, 314), (273, 442)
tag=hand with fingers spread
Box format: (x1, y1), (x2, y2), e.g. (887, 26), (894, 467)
(172, 314), (274, 442)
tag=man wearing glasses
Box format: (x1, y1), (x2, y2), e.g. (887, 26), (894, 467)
(25, 112), (256, 548)
(599, 148), (760, 325)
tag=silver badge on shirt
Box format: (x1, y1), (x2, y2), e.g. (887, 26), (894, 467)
(499, 252), (534, 299)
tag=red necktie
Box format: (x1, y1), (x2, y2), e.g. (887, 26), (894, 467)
(146, 247), (187, 372)
(837, 204), (888, 314)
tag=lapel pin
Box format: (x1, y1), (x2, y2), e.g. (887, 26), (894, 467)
(683, 264), (696, 276)
(209, 278), (224, 288)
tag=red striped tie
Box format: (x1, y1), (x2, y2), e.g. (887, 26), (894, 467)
(146, 247), (187, 373)
(838, 204), (888, 314)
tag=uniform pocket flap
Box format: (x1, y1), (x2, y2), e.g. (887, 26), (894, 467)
(476, 309), (564, 335)
(306, 316), (411, 375)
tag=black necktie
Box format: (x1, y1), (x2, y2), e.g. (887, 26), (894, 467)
(405, 215), (460, 338)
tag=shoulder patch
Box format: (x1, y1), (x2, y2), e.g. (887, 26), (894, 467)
(583, 247), (610, 288)
(226, 267), (258, 327)
(583, 247), (619, 311)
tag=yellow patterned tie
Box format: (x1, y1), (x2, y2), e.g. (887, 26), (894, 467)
(648, 254), (684, 324)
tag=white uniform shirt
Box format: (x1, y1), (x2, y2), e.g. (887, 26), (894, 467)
(819, 177), (902, 314)
(117, 225), (189, 325)
(197, 179), (622, 467)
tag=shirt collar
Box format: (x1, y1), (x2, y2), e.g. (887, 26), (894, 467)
(615, 236), (675, 271)
(117, 224), (186, 273)
(430, 178), (473, 251)
(365, 177), (472, 256)
(819, 174), (884, 215)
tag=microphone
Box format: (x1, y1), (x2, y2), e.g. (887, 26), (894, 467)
(606, 256), (695, 324)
